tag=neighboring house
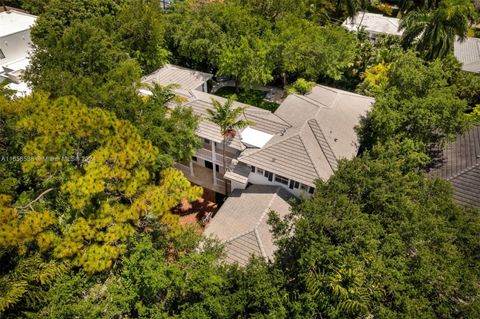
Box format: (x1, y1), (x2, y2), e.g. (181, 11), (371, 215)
(143, 65), (374, 199)
(203, 184), (293, 266)
(342, 12), (402, 39)
(430, 125), (480, 208)
(342, 12), (480, 73)
(0, 9), (37, 96)
(453, 37), (480, 73)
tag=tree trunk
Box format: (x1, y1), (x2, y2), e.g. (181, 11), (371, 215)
(282, 72), (288, 89)
(1, 0), (7, 12)
(235, 80), (240, 93)
(222, 136), (227, 194)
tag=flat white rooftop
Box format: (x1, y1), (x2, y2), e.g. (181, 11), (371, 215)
(241, 127), (273, 148)
(0, 10), (37, 38)
(342, 12), (402, 36)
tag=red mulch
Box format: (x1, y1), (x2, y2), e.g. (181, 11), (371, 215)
(173, 198), (218, 226)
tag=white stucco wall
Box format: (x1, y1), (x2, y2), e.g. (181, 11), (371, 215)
(0, 29), (32, 71)
(246, 172), (313, 199)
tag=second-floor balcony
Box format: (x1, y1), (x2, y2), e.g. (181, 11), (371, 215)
(176, 162), (227, 195)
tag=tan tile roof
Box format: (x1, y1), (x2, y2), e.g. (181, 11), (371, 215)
(181, 90), (290, 151)
(142, 64), (213, 91)
(238, 86), (373, 186)
(204, 185), (293, 265)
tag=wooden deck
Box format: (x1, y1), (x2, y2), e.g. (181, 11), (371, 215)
(175, 163), (227, 195)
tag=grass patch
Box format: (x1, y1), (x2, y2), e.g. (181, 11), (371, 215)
(214, 87), (279, 112)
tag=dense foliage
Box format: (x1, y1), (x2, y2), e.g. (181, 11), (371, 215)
(1, 0), (480, 318)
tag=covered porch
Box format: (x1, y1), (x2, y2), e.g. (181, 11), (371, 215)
(175, 162), (227, 195)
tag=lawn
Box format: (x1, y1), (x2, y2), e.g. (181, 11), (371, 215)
(214, 87), (279, 112)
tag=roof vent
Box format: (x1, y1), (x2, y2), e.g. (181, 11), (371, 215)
(280, 128), (287, 136)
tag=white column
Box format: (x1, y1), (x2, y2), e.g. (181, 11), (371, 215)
(212, 142), (217, 185)
(189, 161), (194, 177)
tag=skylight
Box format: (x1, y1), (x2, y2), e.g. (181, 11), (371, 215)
(240, 127), (273, 148)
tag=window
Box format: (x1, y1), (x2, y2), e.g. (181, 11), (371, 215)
(0, 49), (5, 59)
(264, 170), (273, 181)
(203, 138), (210, 144)
(274, 174), (289, 185)
(192, 156), (197, 162)
(215, 164), (220, 172)
(251, 166), (255, 173)
(289, 180), (300, 189)
(300, 184), (308, 191)
(204, 160), (213, 170)
(257, 168), (264, 175)
(308, 187), (315, 194)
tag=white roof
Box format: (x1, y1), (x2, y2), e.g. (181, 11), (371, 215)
(0, 10), (37, 38)
(342, 12), (402, 36)
(240, 127), (274, 148)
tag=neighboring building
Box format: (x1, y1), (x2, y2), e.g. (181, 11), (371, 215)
(0, 9), (36, 93)
(342, 12), (402, 39)
(342, 12), (480, 73)
(203, 184), (293, 265)
(144, 65), (374, 199)
(430, 125), (480, 208)
(453, 37), (480, 73)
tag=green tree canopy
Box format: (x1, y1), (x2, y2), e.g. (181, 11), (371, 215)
(400, 0), (475, 60)
(358, 51), (469, 152)
(272, 142), (480, 318)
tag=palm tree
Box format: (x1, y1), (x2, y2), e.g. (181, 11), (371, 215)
(400, 0), (474, 60)
(399, 0), (440, 14)
(335, 0), (370, 19)
(206, 98), (252, 193)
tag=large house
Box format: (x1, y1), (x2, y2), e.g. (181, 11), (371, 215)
(143, 64), (374, 264)
(342, 11), (480, 73)
(143, 66), (374, 199)
(0, 9), (37, 97)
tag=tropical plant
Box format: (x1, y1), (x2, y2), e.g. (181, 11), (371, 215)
(206, 98), (252, 193)
(287, 78), (316, 95)
(400, 0), (475, 60)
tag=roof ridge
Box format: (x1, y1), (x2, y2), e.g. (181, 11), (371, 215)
(295, 94), (327, 108)
(223, 187), (281, 247)
(447, 162), (480, 181)
(223, 230), (257, 246)
(239, 131), (301, 160)
(294, 133), (322, 179)
(254, 229), (268, 259)
(308, 119), (338, 171)
(315, 85), (376, 101)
